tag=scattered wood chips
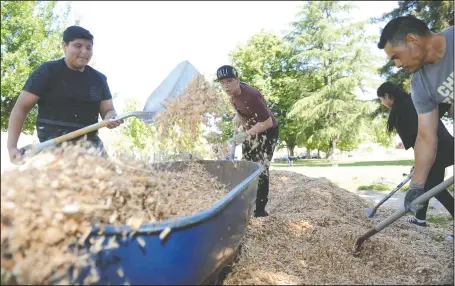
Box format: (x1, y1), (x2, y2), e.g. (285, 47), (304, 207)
(223, 171), (454, 285)
(153, 74), (228, 155)
(1, 143), (227, 285)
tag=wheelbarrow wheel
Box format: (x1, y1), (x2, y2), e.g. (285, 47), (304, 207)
(214, 265), (233, 285)
(207, 244), (243, 285)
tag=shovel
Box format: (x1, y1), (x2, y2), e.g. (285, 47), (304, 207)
(353, 176), (454, 253)
(364, 166), (414, 218)
(228, 138), (237, 161)
(228, 122), (241, 161)
(19, 60), (200, 156)
(19, 111), (154, 155)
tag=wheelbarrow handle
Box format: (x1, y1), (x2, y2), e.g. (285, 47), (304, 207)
(354, 176), (454, 252)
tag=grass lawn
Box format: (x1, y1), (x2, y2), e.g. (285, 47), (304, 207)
(357, 183), (390, 191)
(272, 159), (414, 167)
(427, 215), (453, 225)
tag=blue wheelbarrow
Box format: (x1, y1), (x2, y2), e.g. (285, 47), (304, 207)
(67, 160), (263, 285)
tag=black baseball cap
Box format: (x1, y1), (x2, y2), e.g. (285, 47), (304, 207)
(216, 65), (239, 81)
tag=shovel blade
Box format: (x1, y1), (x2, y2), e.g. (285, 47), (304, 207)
(364, 208), (377, 218)
(142, 60), (200, 116)
(353, 237), (363, 254)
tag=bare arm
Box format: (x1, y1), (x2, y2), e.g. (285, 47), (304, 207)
(246, 117), (273, 135)
(100, 99), (117, 119)
(99, 99), (122, 129)
(7, 91), (40, 148)
(7, 91), (40, 162)
(412, 107), (439, 185)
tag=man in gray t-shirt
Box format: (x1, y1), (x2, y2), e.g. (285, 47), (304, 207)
(377, 16), (454, 214)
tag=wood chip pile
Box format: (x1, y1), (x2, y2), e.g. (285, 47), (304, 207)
(1, 144), (227, 285)
(224, 170), (454, 285)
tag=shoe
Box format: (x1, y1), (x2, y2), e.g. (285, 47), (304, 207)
(447, 235), (453, 241)
(407, 217), (427, 227)
(254, 210), (269, 217)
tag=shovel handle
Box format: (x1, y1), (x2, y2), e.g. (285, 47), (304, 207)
(228, 130), (237, 161)
(19, 120), (109, 155)
(374, 170), (414, 210)
(54, 120), (109, 144)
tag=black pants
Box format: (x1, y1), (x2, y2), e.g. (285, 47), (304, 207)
(416, 136), (454, 220)
(37, 123), (107, 157)
(242, 126), (279, 214)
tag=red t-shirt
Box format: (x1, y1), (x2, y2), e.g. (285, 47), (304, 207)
(230, 82), (278, 130)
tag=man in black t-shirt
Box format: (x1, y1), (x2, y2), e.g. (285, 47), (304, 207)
(7, 26), (122, 163)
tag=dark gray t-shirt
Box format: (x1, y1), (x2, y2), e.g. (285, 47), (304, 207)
(411, 26), (454, 114)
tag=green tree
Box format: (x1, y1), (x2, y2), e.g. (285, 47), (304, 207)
(1, 1), (70, 133)
(287, 1), (377, 159)
(110, 98), (158, 155)
(229, 31), (304, 156)
(376, 1), (454, 93)
(368, 115), (395, 147)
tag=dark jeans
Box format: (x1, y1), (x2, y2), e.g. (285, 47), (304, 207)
(416, 136), (454, 220)
(37, 123), (107, 157)
(242, 126), (279, 214)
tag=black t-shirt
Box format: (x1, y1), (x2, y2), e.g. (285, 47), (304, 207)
(392, 97), (453, 160)
(23, 58), (112, 130)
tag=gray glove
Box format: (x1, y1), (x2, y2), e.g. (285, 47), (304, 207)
(231, 131), (248, 144)
(404, 183), (425, 213)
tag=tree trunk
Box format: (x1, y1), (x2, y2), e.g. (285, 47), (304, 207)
(287, 144), (295, 157)
(317, 149), (320, 158)
(306, 148), (311, 159)
(327, 136), (339, 160)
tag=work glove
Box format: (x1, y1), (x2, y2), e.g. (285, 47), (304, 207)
(231, 131), (248, 144)
(404, 183), (425, 213)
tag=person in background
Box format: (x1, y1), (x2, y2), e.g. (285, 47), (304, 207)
(216, 65), (279, 217)
(7, 25), (122, 163)
(377, 82), (453, 228)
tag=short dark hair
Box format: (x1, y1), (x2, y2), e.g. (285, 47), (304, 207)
(63, 26), (94, 44)
(377, 16), (431, 49)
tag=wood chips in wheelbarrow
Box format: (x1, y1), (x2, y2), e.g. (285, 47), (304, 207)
(224, 170), (454, 285)
(1, 143), (227, 285)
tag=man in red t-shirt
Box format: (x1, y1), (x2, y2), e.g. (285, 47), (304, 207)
(216, 65), (279, 217)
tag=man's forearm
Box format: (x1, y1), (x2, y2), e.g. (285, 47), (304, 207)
(246, 118), (273, 135)
(412, 132), (438, 185)
(7, 107), (28, 149)
(103, 110), (118, 120)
